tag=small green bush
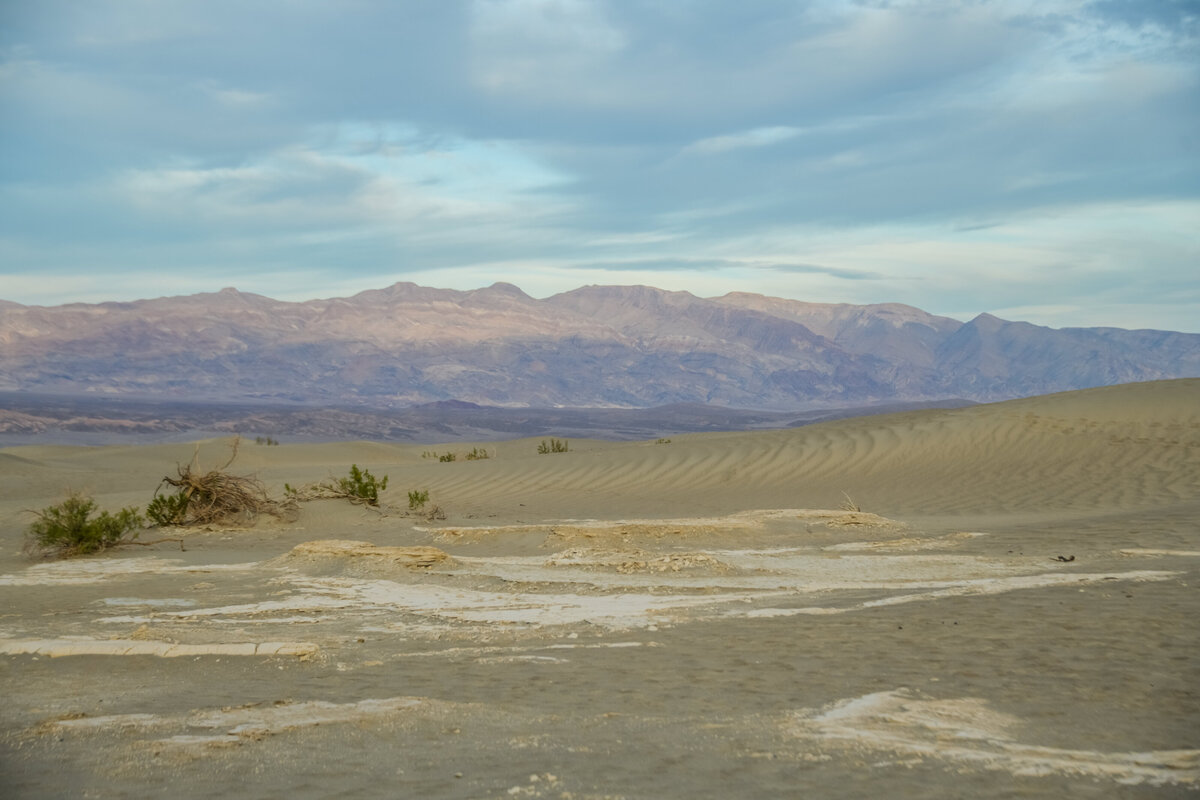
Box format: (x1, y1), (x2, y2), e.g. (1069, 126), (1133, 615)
(464, 447), (490, 460)
(656, 438), (672, 445)
(27, 493), (144, 556)
(438, 452), (457, 463)
(254, 436), (279, 446)
(408, 489), (430, 510)
(336, 464), (388, 506)
(146, 492), (190, 526)
(537, 438), (569, 454)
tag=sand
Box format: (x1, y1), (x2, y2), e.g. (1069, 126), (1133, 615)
(1, 379), (1198, 798)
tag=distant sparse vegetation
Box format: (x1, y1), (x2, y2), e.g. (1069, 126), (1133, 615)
(537, 438), (569, 454)
(27, 493), (144, 557)
(254, 436), (279, 446)
(656, 438), (672, 445)
(423, 447), (488, 462)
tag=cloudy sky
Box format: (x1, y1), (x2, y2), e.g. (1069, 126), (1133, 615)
(2, 1), (1197, 331)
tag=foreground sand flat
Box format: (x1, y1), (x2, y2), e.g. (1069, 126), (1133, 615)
(1, 380), (1198, 798)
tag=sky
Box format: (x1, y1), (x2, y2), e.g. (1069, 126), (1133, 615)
(1, 0), (1198, 331)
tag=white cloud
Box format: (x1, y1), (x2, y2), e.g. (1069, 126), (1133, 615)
(199, 82), (272, 109)
(681, 126), (803, 156)
(1, 0), (1196, 333)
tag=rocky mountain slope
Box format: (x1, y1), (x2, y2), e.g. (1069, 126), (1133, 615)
(1, 283), (1197, 409)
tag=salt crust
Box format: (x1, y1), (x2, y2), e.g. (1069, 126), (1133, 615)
(0, 638), (318, 658)
(791, 688), (1200, 787)
(45, 697), (426, 748)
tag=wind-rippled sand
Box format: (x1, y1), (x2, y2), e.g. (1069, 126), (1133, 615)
(2, 380), (1198, 798)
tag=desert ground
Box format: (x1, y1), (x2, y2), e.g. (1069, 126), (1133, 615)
(1, 379), (1198, 798)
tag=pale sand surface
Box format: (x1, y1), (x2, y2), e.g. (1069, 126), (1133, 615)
(1, 379), (1198, 798)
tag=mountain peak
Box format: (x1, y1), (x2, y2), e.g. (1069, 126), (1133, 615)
(483, 282), (529, 297)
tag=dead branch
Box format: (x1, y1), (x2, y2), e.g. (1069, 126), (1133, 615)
(153, 438), (290, 526)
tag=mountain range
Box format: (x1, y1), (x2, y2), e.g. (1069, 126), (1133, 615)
(2, 282), (1198, 411)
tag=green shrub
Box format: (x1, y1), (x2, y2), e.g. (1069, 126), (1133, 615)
(335, 464), (388, 506)
(438, 452), (456, 463)
(464, 447), (490, 460)
(27, 493), (144, 557)
(146, 492), (190, 526)
(537, 438), (569, 454)
(254, 436), (279, 446)
(655, 438), (672, 444)
(408, 489), (430, 511)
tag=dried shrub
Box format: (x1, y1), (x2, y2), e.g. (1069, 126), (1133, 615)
(839, 492), (862, 513)
(286, 465), (389, 508)
(149, 438), (287, 526)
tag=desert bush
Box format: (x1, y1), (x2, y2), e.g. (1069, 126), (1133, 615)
(408, 489), (430, 510)
(27, 493), (144, 556)
(334, 464), (388, 506)
(146, 492), (190, 526)
(284, 465), (390, 508)
(464, 447), (490, 460)
(656, 438), (672, 445)
(254, 436), (279, 446)
(537, 438), (569, 454)
(438, 452), (456, 463)
(150, 438), (286, 526)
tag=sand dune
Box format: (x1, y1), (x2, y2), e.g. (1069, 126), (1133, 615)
(1, 379), (1197, 797)
(4, 379), (1195, 524)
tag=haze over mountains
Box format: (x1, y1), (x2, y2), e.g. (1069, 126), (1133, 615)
(2, 283), (1198, 417)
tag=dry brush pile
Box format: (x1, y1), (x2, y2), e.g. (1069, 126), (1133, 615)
(147, 438), (292, 526)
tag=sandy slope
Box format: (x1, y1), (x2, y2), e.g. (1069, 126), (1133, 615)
(0, 379), (1197, 798)
(8, 378), (1194, 524)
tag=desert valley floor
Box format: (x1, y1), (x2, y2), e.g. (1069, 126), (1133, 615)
(1, 380), (1198, 798)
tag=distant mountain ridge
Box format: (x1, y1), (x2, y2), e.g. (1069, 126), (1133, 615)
(1, 282), (1197, 410)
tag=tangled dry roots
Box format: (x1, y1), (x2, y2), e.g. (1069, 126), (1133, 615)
(154, 438), (291, 526)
